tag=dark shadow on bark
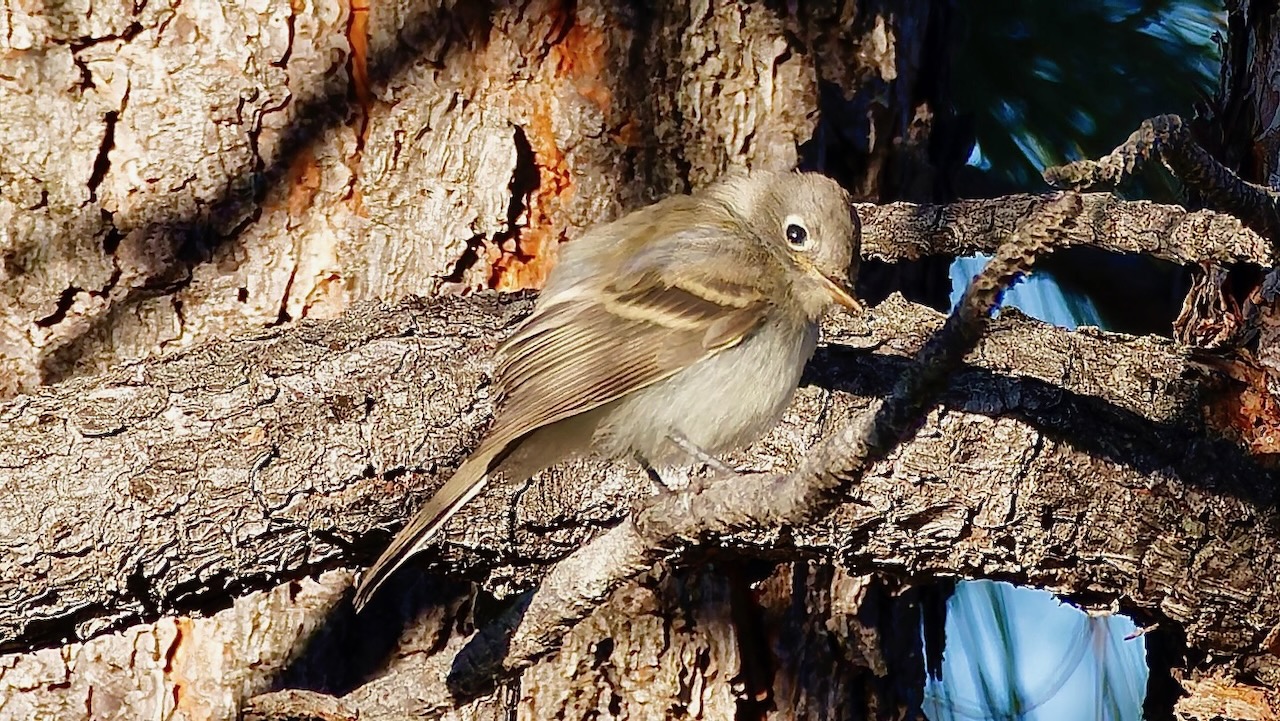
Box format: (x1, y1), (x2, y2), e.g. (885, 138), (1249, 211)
(1127, 604), (1190, 721)
(795, 0), (959, 312)
(808, 343), (1280, 510)
(269, 572), (481, 697)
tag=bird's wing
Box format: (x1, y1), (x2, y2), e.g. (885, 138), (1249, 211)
(488, 235), (774, 452)
(352, 225), (773, 611)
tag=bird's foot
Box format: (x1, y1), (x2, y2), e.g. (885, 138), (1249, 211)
(635, 452), (691, 494)
(666, 432), (741, 476)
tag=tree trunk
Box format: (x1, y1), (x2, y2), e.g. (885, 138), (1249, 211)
(0, 0), (940, 393)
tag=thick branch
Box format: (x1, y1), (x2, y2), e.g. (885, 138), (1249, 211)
(2, 197), (1278, 689)
(2, 288), (1273, 642)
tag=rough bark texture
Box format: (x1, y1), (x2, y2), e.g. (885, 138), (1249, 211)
(5, 1), (1266, 719)
(0, 3), (953, 714)
(2, 290), (1278, 718)
(0, 0), (932, 399)
(0, 570), (353, 721)
(1176, 7), (1280, 715)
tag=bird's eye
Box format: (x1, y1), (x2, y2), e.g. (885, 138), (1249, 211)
(784, 216), (811, 250)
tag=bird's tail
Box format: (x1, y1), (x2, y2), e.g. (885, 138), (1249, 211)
(353, 413), (601, 611)
(352, 449), (497, 611)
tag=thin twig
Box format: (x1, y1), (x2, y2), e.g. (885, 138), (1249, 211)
(1043, 114), (1280, 245)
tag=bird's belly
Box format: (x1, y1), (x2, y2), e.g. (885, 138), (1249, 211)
(595, 319), (819, 463)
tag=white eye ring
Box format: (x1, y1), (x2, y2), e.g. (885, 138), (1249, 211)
(783, 215), (811, 250)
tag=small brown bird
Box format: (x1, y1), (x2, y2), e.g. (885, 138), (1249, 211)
(354, 170), (861, 610)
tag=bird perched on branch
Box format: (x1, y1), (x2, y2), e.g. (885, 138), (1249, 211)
(354, 170), (862, 610)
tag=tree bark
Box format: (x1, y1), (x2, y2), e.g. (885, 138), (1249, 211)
(0, 3), (955, 715)
(2, 283), (1278, 717)
(0, 0), (932, 398)
(4, 1), (1273, 719)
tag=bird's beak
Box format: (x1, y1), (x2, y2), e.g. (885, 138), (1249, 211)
(797, 257), (863, 311)
(817, 272), (863, 311)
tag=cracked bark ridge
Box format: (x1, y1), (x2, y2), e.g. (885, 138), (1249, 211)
(0, 291), (532, 654)
(1, 0), (347, 395)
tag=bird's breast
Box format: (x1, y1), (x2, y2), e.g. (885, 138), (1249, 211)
(594, 314), (819, 463)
